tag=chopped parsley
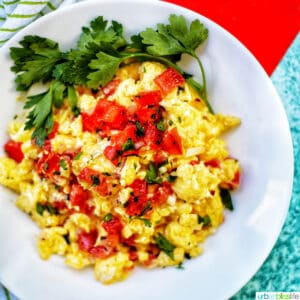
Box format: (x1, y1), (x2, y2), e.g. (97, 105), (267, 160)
(59, 159), (68, 170)
(131, 216), (152, 227)
(36, 202), (58, 216)
(220, 188), (234, 211)
(103, 213), (113, 222)
(74, 151), (83, 160)
(167, 175), (177, 182)
(145, 162), (162, 184)
(90, 175), (100, 186)
(122, 138), (135, 151)
(156, 120), (166, 131)
(197, 215), (211, 226)
(135, 121), (145, 137)
(140, 201), (151, 216)
(176, 262), (184, 269)
(154, 233), (175, 260)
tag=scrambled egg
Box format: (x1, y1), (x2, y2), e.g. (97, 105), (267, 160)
(0, 61), (241, 284)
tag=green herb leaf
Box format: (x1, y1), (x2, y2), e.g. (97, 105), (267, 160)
(67, 85), (80, 116)
(91, 175), (100, 186)
(74, 151), (83, 160)
(103, 213), (113, 222)
(176, 262), (184, 269)
(36, 202), (45, 215)
(132, 216), (152, 227)
(156, 120), (166, 131)
(63, 234), (70, 245)
(145, 162), (162, 184)
(59, 159), (68, 170)
(220, 188), (234, 211)
(77, 16), (127, 51)
(36, 202), (58, 215)
(135, 121), (145, 137)
(140, 201), (151, 216)
(139, 14), (208, 57)
(197, 215), (211, 226)
(167, 175), (177, 182)
(87, 51), (121, 88)
(154, 232), (175, 260)
(140, 25), (185, 56)
(23, 83), (58, 147)
(167, 14), (208, 53)
(122, 138), (135, 152)
(10, 35), (62, 91)
(52, 81), (66, 108)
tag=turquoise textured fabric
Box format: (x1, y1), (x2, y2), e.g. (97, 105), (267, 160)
(231, 33), (300, 299)
(0, 4), (299, 298)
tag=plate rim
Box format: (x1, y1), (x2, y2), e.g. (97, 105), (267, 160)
(0, 0), (294, 299)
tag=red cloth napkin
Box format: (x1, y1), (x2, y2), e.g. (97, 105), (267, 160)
(166, 0), (300, 75)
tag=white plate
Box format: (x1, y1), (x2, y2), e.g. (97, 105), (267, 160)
(0, 0), (294, 299)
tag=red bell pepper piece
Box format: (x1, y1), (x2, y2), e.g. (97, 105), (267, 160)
(161, 128), (182, 155)
(154, 68), (184, 95)
(4, 140), (24, 163)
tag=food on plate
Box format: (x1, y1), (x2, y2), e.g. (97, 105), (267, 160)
(0, 15), (241, 284)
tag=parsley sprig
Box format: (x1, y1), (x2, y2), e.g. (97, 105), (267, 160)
(10, 14), (211, 146)
(23, 81), (78, 146)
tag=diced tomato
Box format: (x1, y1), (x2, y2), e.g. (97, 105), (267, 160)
(4, 140), (24, 163)
(47, 121), (59, 139)
(78, 229), (119, 259)
(221, 170), (241, 190)
(190, 159), (200, 166)
(122, 149), (139, 157)
(102, 79), (121, 97)
(154, 68), (185, 95)
(89, 245), (111, 258)
(101, 103), (127, 129)
(102, 215), (123, 234)
(161, 128), (182, 155)
(129, 250), (138, 261)
(77, 229), (98, 252)
(130, 178), (147, 196)
(143, 245), (160, 266)
(232, 170), (241, 188)
(126, 194), (148, 216)
(151, 182), (173, 206)
(52, 200), (68, 210)
(204, 159), (220, 168)
(104, 145), (120, 165)
(81, 100), (127, 132)
(78, 167), (110, 196)
(78, 167), (100, 184)
(136, 105), (162, 124)
(122, 235), (137, 247)
(70, 183), (89, 210)
(110, 124), (137, 147)
(125, 179), (148, 216)
(153, 151), (168, 166)
(144, 122), (163, 150)
(134, 90), (162, 107)
(36, 152), (60, 178)
(81, 112), (102, 132)
(40, 140), (52, 152)
(89, 233), (120, 258)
